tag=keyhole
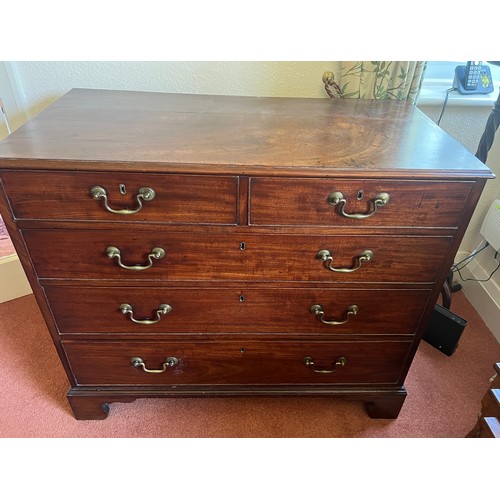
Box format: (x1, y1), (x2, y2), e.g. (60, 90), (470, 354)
(240, 347), (246, 353)
(119, 184), (127, 195)
(239, 295), (245, 302)
(240, 242), (246, 251)
(356, 190), (364, 200)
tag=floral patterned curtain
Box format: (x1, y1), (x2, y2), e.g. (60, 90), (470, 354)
(323, 61), (427, 104)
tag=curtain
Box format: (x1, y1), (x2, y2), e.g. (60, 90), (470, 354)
(323, 61), (427, 104)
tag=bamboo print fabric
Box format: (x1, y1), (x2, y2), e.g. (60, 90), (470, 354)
(338, 61), (426, 103)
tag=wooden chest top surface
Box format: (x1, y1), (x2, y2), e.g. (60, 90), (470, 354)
(0, 88), (492, 179)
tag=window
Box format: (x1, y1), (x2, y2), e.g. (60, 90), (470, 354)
(419, 61), (500, 107)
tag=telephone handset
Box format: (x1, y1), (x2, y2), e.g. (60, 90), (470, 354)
(464, 61), (482, 90)
(454, 61), (494, 94)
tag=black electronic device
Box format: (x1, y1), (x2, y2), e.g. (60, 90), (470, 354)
(422, 304), (467, 356)
(464, 60), (482, 90)
(453, 61), (494, 95)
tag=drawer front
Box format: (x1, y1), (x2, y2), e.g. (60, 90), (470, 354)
(45, 286), (431, 335)
(0, 171), (237, 224)
(25, 229), (451, 284)
(249, 178), (474, 227)
(62, 339), (412, 386)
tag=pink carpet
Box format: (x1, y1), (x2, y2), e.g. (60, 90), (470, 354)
(0, 215), (15, 258)
(1, 291), (499, 437)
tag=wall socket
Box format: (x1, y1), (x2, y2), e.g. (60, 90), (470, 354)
(480, 199), (500, 252)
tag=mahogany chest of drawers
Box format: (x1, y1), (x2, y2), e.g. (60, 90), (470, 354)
(0, 89), (492, 420)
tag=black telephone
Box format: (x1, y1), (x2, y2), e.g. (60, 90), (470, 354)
(454, 61), (494, 94)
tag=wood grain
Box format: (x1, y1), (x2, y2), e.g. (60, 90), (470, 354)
(0, 170), (238, 224)
(44, 285), (431, 335)
(62, 338), (412, 386)
(249, 178), (474, 228)
(0, 89), (492, 179)
(0, 89), (492, 420)
(24, 229), (451, 284)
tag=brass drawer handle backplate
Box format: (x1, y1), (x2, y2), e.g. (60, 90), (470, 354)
(328, 191), (390, 219)
(120, 303), (172, 325)
(303, 356), (347, 374)
(91, 185), (156, 215)
(106, 246), (166, 271)
(131, 356), (179, 373)
(310, 304), (359, 326)
(316, 249), (374, 273)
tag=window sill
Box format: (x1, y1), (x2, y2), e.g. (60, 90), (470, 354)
(418, 80), (499, 107)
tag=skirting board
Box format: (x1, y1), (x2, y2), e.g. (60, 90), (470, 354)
(458, 258), (500, 344)
(0, 254), (32, 303)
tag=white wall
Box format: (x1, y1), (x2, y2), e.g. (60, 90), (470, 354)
(11, 61), (342, 118)
(0, 63), (27, 138)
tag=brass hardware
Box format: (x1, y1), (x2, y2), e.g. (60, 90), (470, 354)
(119, 183), (127, 195)
(303, 356), (347, 374)
(130, 356), (179, 373)
(310, 304), (358, 325)
(240, 242), (246, 251)
(120, 303), (172, 324)
(328, 191), (390, 219)
(239, 295), (246, 302)
(90, 185), (156, 215)
(106, 246), (166, 271)
(316, 249), (374, 273)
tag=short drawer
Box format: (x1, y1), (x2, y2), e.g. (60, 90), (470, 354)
(249, 178), (474, 227)
(25, 229), (451, 284)
(62, 339), (412, 386)
(0, 170), (237, 224)
(45, 285), (431, 335)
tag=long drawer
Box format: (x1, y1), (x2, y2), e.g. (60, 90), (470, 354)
(0, 170), (238, 224)
(62, 339), (412, 386)
(25, 229), (451, 283)
(44, 285), (431, 335)
(249, 178), (474, 227)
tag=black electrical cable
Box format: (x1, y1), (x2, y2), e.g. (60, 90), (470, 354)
(456, 252), (500, 283)
(437, 88), (456, 126)
(451, 241), (489, 271)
